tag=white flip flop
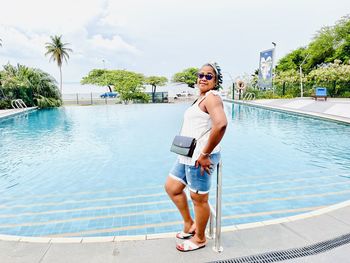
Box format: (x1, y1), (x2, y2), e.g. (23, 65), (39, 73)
(176, 239), (207, 252)
(176, 231), (195, 240)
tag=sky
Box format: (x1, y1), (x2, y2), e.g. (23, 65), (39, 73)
(0, 0), (349, 88)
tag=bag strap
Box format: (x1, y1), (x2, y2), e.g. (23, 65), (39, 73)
(178, 95), (211, 139)
(191, 94), (207, 106)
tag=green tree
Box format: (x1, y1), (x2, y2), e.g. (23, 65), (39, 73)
(308, 60), (350, 97)
(45, 35), (73, 94)
(276, 48), (308, 72)
(81, 69), (149, 103)
(275, 69), (300, 85)
(0, 63), (61, 108)
(278, 16), (350, 72)
(271, 15), (350, 98)
(332, 15), (350, 63)
(172, 67), (198, 88)
(145, 76), (168, 102)
(81, 69), (110, 86)
(274, 69), (301, 97)
(306, 26), (337, 69)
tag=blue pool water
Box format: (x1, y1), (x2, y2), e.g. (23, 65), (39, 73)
(0, 103), (350, 237)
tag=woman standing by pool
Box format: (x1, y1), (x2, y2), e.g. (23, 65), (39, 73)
(165, 62), (227, 252)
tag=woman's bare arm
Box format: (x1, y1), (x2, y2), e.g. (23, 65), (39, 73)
(196, 94), (227, 174)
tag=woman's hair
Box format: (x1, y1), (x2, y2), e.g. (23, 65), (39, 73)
(201, 62), (223, 90)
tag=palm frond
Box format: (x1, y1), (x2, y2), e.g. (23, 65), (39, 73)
(45, 35), (73, 65)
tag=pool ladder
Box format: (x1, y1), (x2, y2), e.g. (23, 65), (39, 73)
(242, 92), (256, 101)
(207, 160), (224, 252)
(11, 99), (27, 109)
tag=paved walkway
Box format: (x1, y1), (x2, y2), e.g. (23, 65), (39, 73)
(1, 99), (350, 262)
(0, 201), (349, 262)
(237, 97), (350, 124)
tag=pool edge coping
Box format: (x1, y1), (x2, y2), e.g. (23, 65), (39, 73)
(1, 199), (349, 244)
(0, 107), (38, 121)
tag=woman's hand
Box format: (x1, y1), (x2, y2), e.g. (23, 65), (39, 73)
(195, 154), (213, 175)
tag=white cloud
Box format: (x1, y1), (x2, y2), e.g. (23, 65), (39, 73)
(0, 1), (143, 81)
(88, 34), (140, 55)
(0, 0), (105, 33)
(98, 9), (126, 28)
(1, 0), (350, 83)
(0, 26), (47, 58)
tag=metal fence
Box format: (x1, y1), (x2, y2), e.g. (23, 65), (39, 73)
(62, 92), (170, 105)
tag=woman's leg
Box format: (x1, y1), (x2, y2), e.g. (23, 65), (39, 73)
(165, 177), (194, 232)
(189, 191), (209, 244)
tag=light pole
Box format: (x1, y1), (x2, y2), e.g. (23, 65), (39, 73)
(0, 39), (5, 99)
(102, 59), (106, 69)
(271, 42), (276, 94)
(299, 54), (309, 98)
(223, 71), (235, 100)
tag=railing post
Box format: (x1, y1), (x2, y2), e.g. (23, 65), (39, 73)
(207, 210), (214, 239)
(15, 100), (23, 109)
(213, 160), (223, 252)
(11, 100), (16, 109)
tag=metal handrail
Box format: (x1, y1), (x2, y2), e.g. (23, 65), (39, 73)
(207, 160), (223, 252)
(242, 92), (255, 101)
(18, 99), (27, 108)
(11, 100), (16, 109)
(11, 99), (27, 109)
(15, 100), (23, 108)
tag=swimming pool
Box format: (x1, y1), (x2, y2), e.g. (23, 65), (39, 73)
(0, 103), (350, 237)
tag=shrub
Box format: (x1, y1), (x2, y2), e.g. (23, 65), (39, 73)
(35, 95), (61, 108)
(0, 64), (62, 109)
(0, 99), (11, 109)
(340, 91), (350, 98)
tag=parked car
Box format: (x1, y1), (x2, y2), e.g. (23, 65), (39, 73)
(176, 91), (190, 97)
(100, 92), (118, 98)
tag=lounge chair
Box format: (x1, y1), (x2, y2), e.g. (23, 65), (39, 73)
(313, 87), (327, 101)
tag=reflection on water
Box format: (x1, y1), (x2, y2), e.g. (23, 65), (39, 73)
(0, 108), (73, 190)
(1, 103), (350, 194)
(224, 103), (350, 175)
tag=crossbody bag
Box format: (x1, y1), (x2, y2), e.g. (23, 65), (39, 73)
(170, 97), (211, 157)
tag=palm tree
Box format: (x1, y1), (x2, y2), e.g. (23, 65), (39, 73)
(45, 35), (72, 94)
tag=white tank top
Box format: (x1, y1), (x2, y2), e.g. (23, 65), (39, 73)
(178, 90), (221, 165)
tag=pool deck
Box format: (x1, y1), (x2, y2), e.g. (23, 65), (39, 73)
(0, 201), (349, 262)
(1, 98), (350, 262)
(230, 97), (350, 124)
(0, 107), (37, 120)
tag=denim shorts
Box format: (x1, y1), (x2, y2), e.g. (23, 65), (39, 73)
(169, 152), (221, 194)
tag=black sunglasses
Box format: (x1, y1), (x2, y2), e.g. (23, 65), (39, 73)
(197, 73), (214, 81)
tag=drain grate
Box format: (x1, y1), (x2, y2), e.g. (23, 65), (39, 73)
(211, 232), (350, 263)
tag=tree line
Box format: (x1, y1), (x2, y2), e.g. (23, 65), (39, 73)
(3, 15), (348, 109)
(249, 15), (350, 98)
(0, 33), (198, 108)
(0, 35), (71, 109)
(80, 67), (199, 103)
